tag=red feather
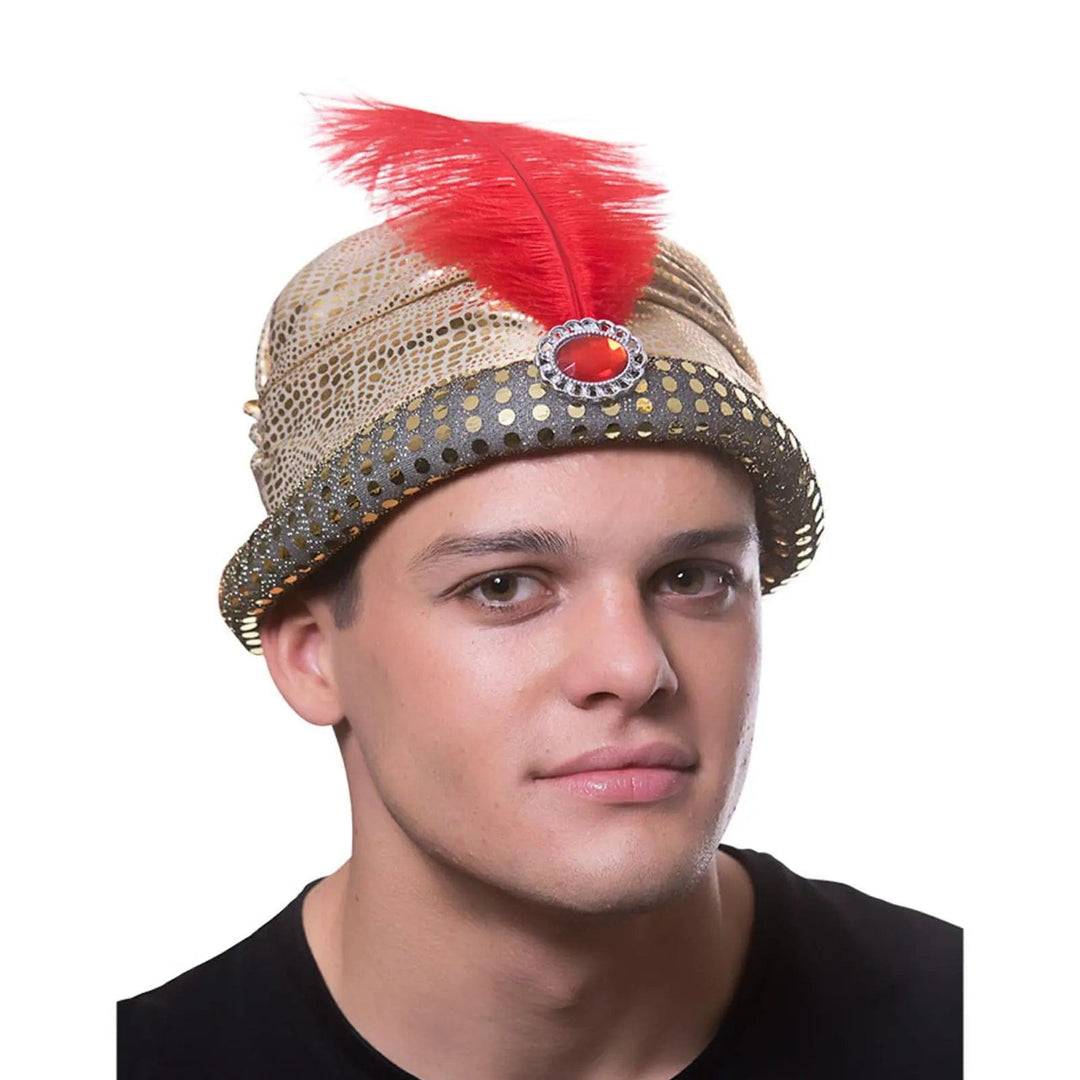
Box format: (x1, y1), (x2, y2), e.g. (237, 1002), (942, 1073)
(312, 97), (667, 329)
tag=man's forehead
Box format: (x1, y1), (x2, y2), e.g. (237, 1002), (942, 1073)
(374, 445), (755, 561)
(432, 442), (753, 500)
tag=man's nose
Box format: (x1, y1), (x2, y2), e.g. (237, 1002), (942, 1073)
(559, 580), (679, 714)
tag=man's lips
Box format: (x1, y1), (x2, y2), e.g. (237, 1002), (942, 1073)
(538, 766), (693, 803)
(536, 740), (697, 779)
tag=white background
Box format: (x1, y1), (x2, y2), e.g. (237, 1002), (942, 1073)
(3, 1), (1076, 1075)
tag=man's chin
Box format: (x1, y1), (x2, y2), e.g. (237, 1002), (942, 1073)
(488, 844), (720, 920)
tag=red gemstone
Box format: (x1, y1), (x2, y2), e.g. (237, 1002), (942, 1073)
(554, 335), (629, 382)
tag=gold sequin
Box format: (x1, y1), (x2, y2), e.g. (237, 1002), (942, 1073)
(498, 408), (515, 425)
(532, 404), (551, 421)
(465, 415), (483, 433)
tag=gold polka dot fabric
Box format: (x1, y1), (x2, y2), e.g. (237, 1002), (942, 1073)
(221, 223), (823, 652)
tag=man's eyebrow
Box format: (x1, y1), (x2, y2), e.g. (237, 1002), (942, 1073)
(654, 525), (759, 559)
(407, 524), (757, 576)
(407, 528), (579, 575)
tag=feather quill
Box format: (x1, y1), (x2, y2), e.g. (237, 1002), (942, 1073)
(312, 97), (666, 329)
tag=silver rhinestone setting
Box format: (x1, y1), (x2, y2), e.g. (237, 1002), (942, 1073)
(535, 318), (648, 400)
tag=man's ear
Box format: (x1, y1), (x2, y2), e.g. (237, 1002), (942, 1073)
(258, 595), (344, 728)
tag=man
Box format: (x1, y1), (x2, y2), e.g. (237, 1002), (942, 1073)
(118, 99), (961, 1078)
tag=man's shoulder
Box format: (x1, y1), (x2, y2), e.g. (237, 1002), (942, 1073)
(810, 865), (960, 965)
(117, 883), (317, 1078)
(721, 845), (962, 1076)
(730, 844), (961, 982)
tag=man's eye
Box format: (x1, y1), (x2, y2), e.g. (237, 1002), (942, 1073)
(465, 572), (541, 609)
(658, 564), (736, 597)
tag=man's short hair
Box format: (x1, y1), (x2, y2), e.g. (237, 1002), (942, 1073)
(297, 542), (365, 630)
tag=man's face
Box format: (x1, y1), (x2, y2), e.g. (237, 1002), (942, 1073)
(320, 444), (761, 915)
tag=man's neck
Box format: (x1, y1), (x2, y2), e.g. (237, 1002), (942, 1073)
(302, 847), (753, 1080)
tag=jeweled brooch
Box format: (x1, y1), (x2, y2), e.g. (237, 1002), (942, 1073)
(535, 318), (648, 400)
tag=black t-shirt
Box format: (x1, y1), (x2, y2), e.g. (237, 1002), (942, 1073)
(117, 846), (962, 1078)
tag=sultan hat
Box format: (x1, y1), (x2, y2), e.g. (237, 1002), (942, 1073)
(219, 100), (824, 653)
